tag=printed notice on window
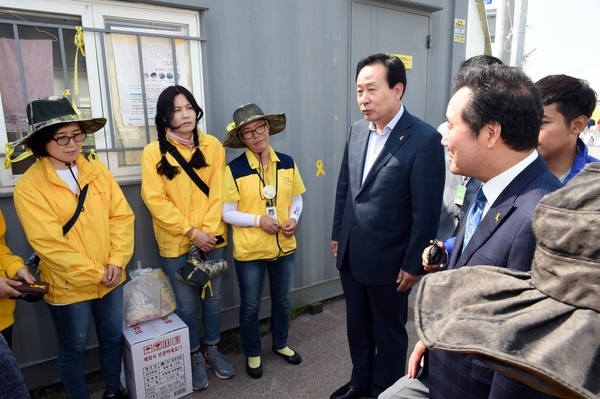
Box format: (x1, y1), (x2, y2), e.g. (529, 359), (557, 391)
(111, 30), (190, 127)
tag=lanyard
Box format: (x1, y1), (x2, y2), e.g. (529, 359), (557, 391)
(256, 163), (278, 206)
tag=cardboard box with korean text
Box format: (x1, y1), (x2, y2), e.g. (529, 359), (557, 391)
(123, 313), (192, 399)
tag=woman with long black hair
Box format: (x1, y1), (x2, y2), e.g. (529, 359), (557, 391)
(141, 85), (234, 391)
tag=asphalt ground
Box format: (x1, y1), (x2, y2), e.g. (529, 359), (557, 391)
(101, 288), (419, 399)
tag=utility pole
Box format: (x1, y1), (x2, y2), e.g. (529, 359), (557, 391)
(510, 0), (529, 67)
(492, 0), (511, 64)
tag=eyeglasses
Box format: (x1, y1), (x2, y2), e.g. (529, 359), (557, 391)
(240, 122), (268, 140)
(52, 132), (86, 146)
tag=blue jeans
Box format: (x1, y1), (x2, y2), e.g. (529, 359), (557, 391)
(47, 284), (123, 399)
(234, 253), (295, 357)
(161, 246), (225, 352)
(0, 334), (29, 399)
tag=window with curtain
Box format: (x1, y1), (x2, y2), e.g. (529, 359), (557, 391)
(0, 1), (205, 188)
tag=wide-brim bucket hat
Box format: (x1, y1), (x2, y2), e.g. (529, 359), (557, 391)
(415, 162), (600, 399)
(223, 103), (286, 148)
(9, 96), (106, 148)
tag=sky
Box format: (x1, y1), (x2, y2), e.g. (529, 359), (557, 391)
(521, 0), (600, 96)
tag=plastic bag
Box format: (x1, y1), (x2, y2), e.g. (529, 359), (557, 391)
(123, 263), (176, 326)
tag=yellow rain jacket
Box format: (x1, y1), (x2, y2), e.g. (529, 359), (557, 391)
(14, 155), (134, 304)
(0, 210), (26, 331)
(141, 131), (227, 258)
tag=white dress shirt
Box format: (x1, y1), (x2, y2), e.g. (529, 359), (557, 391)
(362, 105), (405, 184)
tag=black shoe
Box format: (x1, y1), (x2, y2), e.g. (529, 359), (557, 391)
(246, 358), (263, 379)
(330, 382), (368, 399)
(272, 347), (302, 365)
(103, 389), (127, 399)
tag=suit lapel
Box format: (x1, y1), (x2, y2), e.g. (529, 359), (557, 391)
(349, 123), (370, 193)
(360, 111), (412, 192)
(457, 200), (514, 263)
(454, 155), (546, 265)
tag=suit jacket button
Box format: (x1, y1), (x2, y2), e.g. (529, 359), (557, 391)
(355, 199), (359, 204)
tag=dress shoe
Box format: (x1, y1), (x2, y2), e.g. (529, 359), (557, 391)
(246, 358), (263, 379)
(330, 382), (368, 399)
(272, 347), (302, 365)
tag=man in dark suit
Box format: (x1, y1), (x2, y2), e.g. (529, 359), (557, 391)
(436, 55), (502, 242)
(330, 52), (445, 399)
(382, 65), (562, 399)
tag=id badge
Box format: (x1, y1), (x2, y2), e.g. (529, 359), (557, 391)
(266, 206), (278, 221)
(454, 184), (467, 206)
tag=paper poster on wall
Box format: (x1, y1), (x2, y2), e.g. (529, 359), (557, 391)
(454, 19), (466, 43)
(111, 32), (190, 127)
(389, 54), (413, 70)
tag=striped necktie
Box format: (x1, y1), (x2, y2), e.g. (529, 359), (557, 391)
(463, 188), (486, 250)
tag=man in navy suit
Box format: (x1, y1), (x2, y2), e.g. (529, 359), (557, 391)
(437, 55), (502, 241)
(330, 52), (445, 399)
(382, 65), (562, 399)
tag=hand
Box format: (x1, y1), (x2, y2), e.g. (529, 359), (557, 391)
(407, 340), (427, 378)
(422, 241), (447, 273)
(280, 218), (297, 238)
(192, 229), (217, 252)
(330, 241), (338, 260)
(14, 267), (36, 285)
(101, 264), (123, 288)
(396, 269), (422, 292)
(0, 277), (23, 299)
(259, 216), (281, 235)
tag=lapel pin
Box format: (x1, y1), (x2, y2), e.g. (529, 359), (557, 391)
(495, 213), (501, 222)
(399, 136), (404, 141)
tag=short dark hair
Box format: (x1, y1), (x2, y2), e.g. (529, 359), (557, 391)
(535, 74), (597, 124)
(460, 54), (503, 69)
(356, 52), (407, 96)
(26, 122), (83, 158)
(454, 55), (503, 89)
(456, 64), (542, 152)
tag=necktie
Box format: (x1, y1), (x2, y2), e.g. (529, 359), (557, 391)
(463, 188), (486, 250)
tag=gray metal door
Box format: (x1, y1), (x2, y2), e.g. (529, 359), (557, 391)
(350, 1), (431, 122)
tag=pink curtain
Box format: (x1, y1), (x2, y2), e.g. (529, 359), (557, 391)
(0, 38), (53, 138)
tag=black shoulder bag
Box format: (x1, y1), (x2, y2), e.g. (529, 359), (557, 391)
(25, 184), (90, 271)
(165, 143), (210, 196)
(165, 143), (224, 244)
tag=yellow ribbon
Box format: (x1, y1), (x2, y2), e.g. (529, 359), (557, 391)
(226, 121), (236, 132)
(86, 149), (98, 160)
(315, 159), (326, 177)
(4, 142), (33, 169)
(200, 280), (213, 300)
(62, 89), (81, 118)
(73, 26), (86, 95)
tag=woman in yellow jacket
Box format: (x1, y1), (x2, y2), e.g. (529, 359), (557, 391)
(222, 103), (306, 379)
(13, 96), (134, 399)
(0, 210), (36, 348)
(141, 85), (234, 391)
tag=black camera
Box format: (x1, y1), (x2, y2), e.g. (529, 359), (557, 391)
(427, 239), (444, 264)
